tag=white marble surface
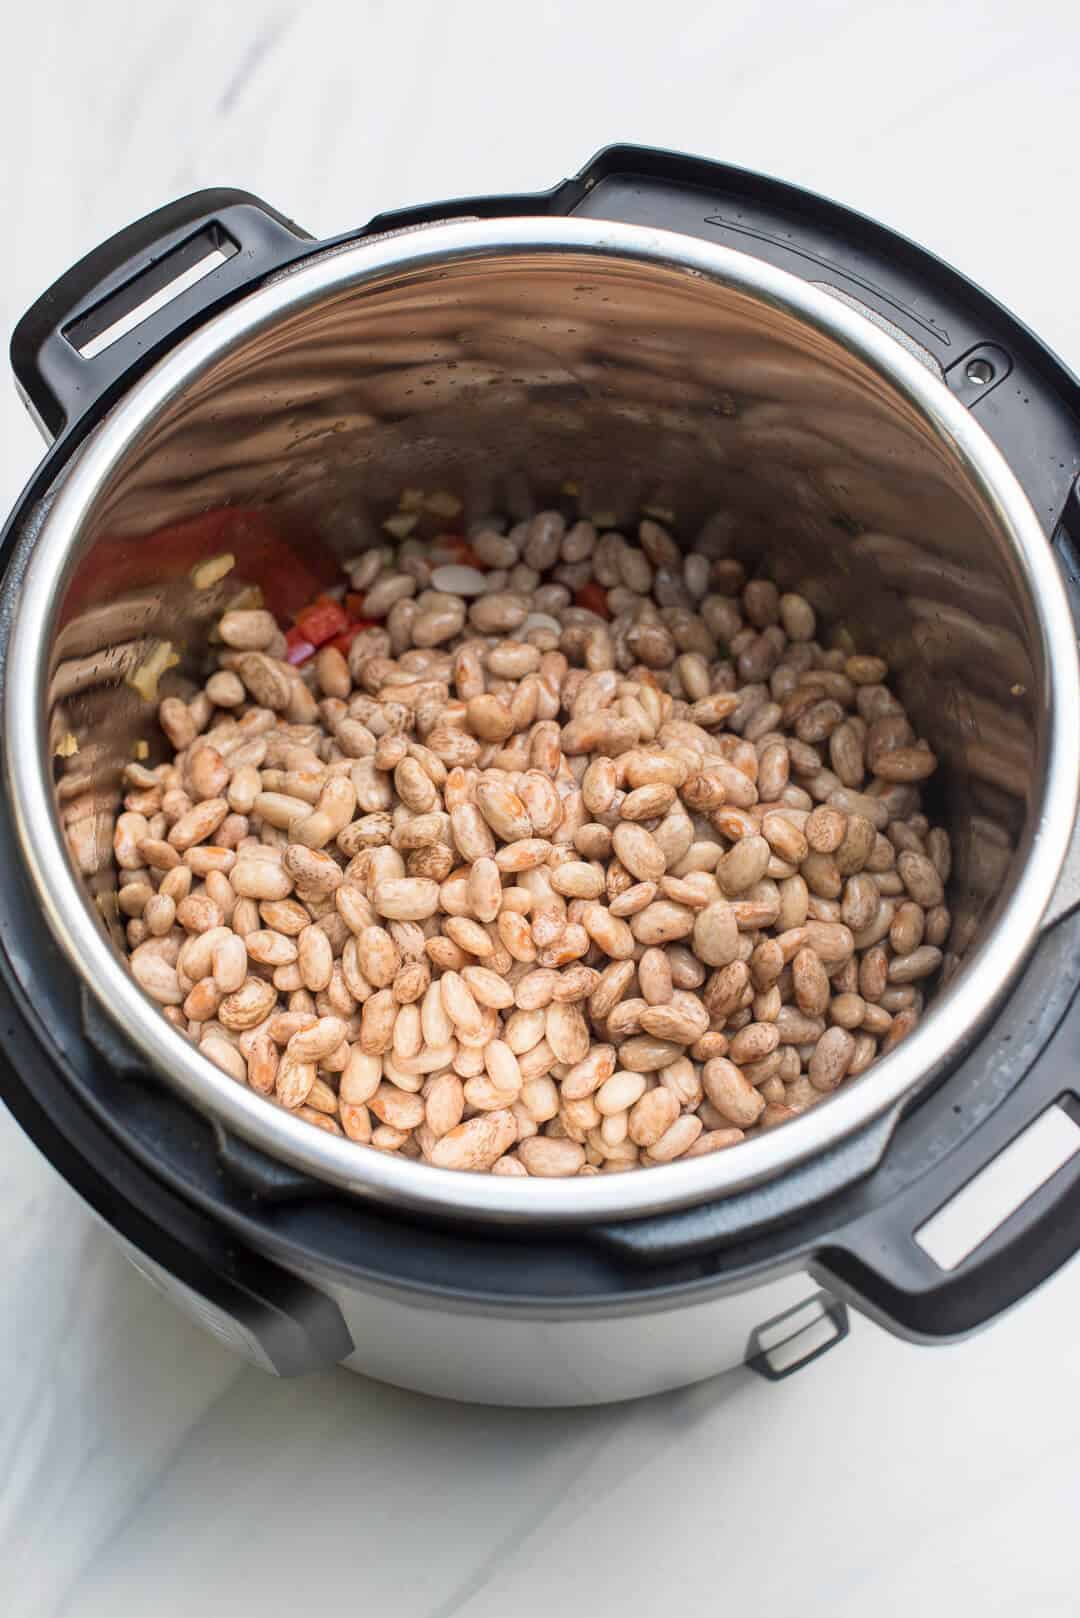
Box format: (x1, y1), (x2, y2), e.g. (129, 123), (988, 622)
(4, 2), (1080, 1612)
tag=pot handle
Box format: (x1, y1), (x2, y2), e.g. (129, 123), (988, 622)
(10, 189), (313, 441)
(818, 985), (1080, 1341)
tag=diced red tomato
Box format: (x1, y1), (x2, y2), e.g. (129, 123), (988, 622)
(345, 591), (367, 618)
(285, 627), (315, 665)
(443, 536), (487, 570)
(326, 620), (377, 656)
(575, 581), (610, 618)
(295, 598), (349, 647)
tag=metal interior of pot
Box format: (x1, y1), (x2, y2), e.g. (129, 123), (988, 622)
(7, 219), (1077, 1221)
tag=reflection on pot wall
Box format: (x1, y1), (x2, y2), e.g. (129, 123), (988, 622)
(42, 250), (1038, 989)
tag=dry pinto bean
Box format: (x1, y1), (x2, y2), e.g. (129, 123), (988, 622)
(595, 1070), (647, 1115)
(582, 757), (618, 815)
(339, 1048), (382, 1106)
(246, 1033), (278, 1096)
(841, 873), (879, 933)
(515, 1136), (584, 1177)
(702, 1058), (765, 1127)
(441, 970), (485, 1036)
(431, 1109), (517, 1171)
(297, 925), (334, 992)
(231, 858), (293, 901)
(703, 960), (751, 1020)
(646, 1114), (704, 1163)
(716, 835), (770, 896)
(801, 851), (842, 900)
(142, 894), (176, 936)
(630, 900), (695, 946)
(425, 1073), (465, 1137)
(873, 746), (938, 783)
(777, 874), (809, 931)
(802, 920), (854, 962)
(928, 826), (952, 882)
(611, 822), (666, 883)
(519, 771), (561, 836)
(621, 782), (677, 821)
(883, 1006), (919, 1051)
(775, 1005), (824, 1046)
(851, 897), (896, 951)
(666, 944), (705, 990)
(834, 815), (877, 877)
(359, 989), (397, 1053)
(792, 948), (831, 1016)
(460, 965), (515, 1010)
(168, 799), (229, 851)
(809, 1026), (856, 1091)
(762, 812), (808, 865)
(545, 1002), (590, 1064)
(219, 609), (278, 650)
(627, 1087), (680, 1147)
(804, 805), (846, 853)
(369, 1083), (425, 1131)
(618, 1035), (684, 1072)
(287, 1015), (348, 1063)
(582, 902), (636, 960)
(890, 901), (926, 956)
(201, 1034), (248, 1084)
(443, 916), (495, 958)
(272, 1051), (316, 1109)
(131, 951), (184, 1005)
(638, 947), (674, 1005)
(692, 899), (739, 967)
(550, 861), (606, 899)
(887, 944), (942, 983)
(830, 992), (866, 1029)
(728, 1021), (780, 1066)
(219, 977), (277, 1030)
(639, 993), (709, 1044)
(925, 904), (951, 949)
(858, 944), (889, 1001)
(607, 999), (648, 1040)
(354, 925), (400, 986)
(860, 1002), (892, 1037)
(897, 849), (945, 907)
(474, 782), (531, 843)
(372, 877), (440, 920)
(484, 1039), (522, 1095)
(686, 1127), (745, 1157)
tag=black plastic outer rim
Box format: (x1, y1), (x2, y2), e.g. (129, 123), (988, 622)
(2, 148), (1080, 1338)
(577, 143), (1080, 409)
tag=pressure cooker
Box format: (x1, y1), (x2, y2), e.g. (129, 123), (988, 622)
(4, 144), (1080, 1404)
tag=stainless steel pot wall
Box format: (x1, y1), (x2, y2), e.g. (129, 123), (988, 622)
(7, 218), (1079, 1224)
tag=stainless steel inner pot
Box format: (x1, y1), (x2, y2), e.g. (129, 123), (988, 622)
(7, 217), (1078, 1224)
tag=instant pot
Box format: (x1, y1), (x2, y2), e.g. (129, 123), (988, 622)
(4, 144), (1080, 1404)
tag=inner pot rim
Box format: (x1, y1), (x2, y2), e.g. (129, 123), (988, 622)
(7, 215), (1078, 1226)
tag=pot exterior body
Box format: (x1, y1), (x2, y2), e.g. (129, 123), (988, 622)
(125, 1221), (821, 1404)
(330, 1272), (819, 1405)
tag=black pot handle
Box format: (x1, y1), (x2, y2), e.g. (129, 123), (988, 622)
(10, 189), (313, 441)
(819, 977), (1080, 1341)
